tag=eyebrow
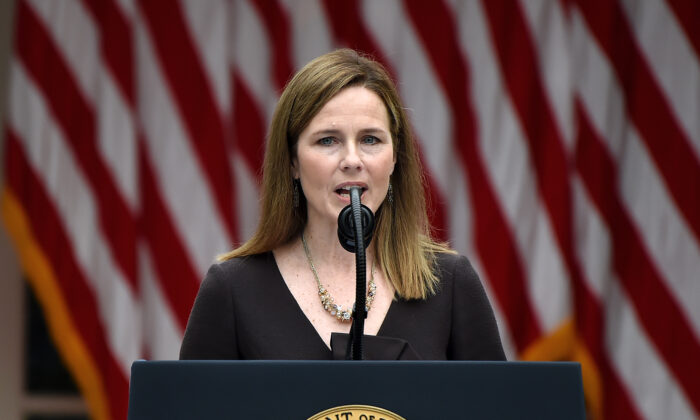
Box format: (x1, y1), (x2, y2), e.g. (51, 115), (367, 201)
(310, 127), (389, 137)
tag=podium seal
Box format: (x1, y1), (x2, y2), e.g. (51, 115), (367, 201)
(308, 404), (405, 420)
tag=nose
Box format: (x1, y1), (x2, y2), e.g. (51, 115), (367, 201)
(340, 143), (363, 171)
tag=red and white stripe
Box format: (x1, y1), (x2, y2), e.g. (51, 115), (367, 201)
(3, 1), (698, 419)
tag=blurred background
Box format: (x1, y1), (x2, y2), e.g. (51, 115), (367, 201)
(1, 0), (698, 419)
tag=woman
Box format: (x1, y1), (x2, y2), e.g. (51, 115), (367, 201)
(180, 49), (505, 361)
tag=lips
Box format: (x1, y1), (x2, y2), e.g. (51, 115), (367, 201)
(334, 183), (368, 197)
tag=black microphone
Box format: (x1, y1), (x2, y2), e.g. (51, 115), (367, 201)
(336, 186), (375, 360)
(337, 189), (375, 253)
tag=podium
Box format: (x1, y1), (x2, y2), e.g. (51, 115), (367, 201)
(128, 360), (586, 419)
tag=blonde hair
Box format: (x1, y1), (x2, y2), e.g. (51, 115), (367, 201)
(220, 49), (453, 299)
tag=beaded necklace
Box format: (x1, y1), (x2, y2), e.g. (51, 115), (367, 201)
(301, 233), (376, 322)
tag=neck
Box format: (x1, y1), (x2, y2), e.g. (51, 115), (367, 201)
(301, 219), (373, 273)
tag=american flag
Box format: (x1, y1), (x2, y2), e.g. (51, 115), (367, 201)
(2, 0), (698, 419)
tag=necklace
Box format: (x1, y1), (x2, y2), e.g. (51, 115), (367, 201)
(301, 233), (377, 322)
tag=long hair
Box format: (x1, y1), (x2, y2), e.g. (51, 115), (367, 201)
(220, 49), (453, 299)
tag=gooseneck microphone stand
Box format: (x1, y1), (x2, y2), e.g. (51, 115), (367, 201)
(337, 186), (375, 360)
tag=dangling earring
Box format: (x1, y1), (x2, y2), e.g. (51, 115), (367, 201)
(293, 179), (300, 208)
(387, 182), (393, 204)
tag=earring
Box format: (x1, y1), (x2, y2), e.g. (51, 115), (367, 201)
(293, 179), (300, 208)
(387, 182), (393, 204)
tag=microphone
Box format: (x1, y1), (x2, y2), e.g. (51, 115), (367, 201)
(336, 186), (375, 360)
(337, 188), (375, 253)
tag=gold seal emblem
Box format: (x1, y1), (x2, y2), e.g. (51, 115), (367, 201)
(308, 404), (405, 420)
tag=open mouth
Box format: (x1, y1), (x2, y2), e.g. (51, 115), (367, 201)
(335, 186), (367, 197)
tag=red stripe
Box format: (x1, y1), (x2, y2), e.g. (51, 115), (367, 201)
(5, 129), (128, 420)
(137, 0), (238, 242)
(81, 0), (135, 106)
(139, 139), (201, 330)
(321, 0), (449, 243)
(250, 0), (295, 91)
(599, 352), (643, 419)
(321, 0), (383, 58)
(567, 253), (642, 418)
(232, 73), (266, 176)
(575, 102), (700, 415)
(574, 0), (700, 243)
(15, 0), (138, 291)
(401, 0), (541, 350)
(667, 0), (700, 57)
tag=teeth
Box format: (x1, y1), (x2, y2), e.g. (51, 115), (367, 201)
(337, 186), (365, 195)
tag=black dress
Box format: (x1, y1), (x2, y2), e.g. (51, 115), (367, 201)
(179, 251), (506, 361)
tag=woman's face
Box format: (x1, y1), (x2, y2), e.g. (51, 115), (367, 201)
(293, 86), (396, 229)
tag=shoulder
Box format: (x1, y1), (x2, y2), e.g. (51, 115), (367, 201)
(213, 252), (274, 277)
(432, 252), (489, 301)
(201, 252), (275, 291)
(434, 252), (479, 284)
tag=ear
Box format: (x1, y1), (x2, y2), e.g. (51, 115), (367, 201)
(291, 157), (299, 179)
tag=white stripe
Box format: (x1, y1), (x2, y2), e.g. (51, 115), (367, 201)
(135, 14), (231, 276)
(570, 10), (627, 158)
(140, 246), (183, 360)
(450, 0), (571, 333)
(519, 0), (575, 149)
(525, 211), (572, 332)
(573, 11), (700, 338)
(231, 0), (278, 123)
(606, 278), (697, 420)
(179, 0), (230, 114)
(114, 0), (134, 21)
(618, 126), (700, 336)
(28, 0), (98, 107)
(572, 176), (609, 298)
(8, 61), (141, 376)
(447, 163), (474, 263)
(95, 67), (138, 211)
(619, 0), (700, 155)
(280, 0), (334, 71)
